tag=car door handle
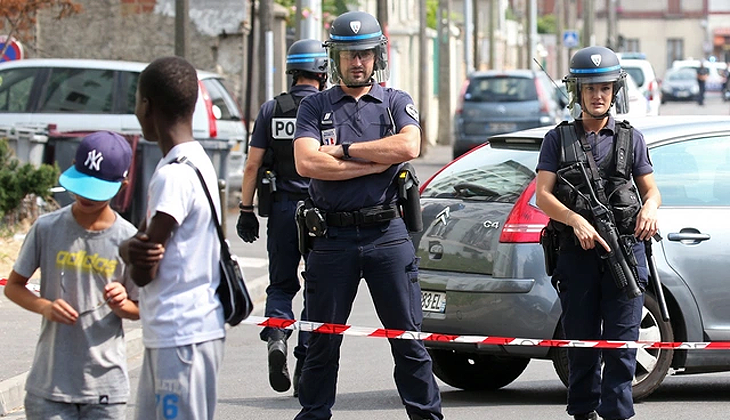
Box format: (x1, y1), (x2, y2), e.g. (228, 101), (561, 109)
(667, 232), (711, 243)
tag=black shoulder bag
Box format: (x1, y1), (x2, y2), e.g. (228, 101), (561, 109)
(173, 156), (254, 326)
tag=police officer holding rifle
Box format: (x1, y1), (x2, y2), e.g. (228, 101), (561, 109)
(535, 46), (661, 420)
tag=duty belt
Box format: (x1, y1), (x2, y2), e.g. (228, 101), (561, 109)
(325, 204), (401, 227)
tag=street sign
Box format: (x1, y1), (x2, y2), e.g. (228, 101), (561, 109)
(563, 30), (580, 49)
(0, 36), (24, 62)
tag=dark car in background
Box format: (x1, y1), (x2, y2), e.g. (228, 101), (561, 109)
(661, 67), (700, 103)
(416, 116), (730, 400)
(452, 70), (564, 159)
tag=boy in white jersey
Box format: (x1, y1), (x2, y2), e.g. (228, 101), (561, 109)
(119, 56), (226, 420)
(4, 131), (139, 419)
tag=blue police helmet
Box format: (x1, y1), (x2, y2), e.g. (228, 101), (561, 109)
(286, 39), (328, 75)
(324, 10), (389, 86)
(563, 46), (629, 117)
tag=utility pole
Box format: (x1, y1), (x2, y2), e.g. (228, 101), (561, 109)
(489, 0), (496, 69)
(418, 0), (430, 155)
(300, 0), (322, 40)
(607, 0), (617, 50)
(568, 0), (577, 56)
(174, 0), (189, 58)
(259, 0), (274, 104)
(377, 0), (388, 37)
(437, 0), (452, 146)
(526, 0), (537, 70)
(464, 0), (474, 74)
(473, 1), (480, 70)
(556, 0), (564, 77)
(582, 0), (595, 47)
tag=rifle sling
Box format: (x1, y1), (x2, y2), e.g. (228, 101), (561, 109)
(575, 124), (610, 206)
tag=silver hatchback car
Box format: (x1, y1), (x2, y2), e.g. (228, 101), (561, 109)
(417, 116), (730, 400)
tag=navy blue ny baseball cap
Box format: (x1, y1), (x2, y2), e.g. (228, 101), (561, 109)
(59, 131), (133, 202)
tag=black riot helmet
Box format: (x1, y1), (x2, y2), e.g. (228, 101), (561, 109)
(324, 10), (389, 87)
(286, 39), (328, 89)
(563, 46), (629, 118)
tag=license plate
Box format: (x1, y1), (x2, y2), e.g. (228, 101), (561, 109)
(421, 291), (446, 313)
(489, 123), (517, 132)
(677, 91), (689, 97)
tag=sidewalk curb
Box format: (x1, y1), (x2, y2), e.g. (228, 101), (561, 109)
(0, 273), (269, 416)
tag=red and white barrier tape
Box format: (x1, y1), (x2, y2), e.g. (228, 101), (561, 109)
(244, 316), (730, 350)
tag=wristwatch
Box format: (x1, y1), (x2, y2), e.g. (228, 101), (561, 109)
(342, 143), (352, 160)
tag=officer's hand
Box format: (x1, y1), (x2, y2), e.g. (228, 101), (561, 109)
(567, 213), (610, 252)
(237, 210), (259, 243)
(634, 203), (659, 241)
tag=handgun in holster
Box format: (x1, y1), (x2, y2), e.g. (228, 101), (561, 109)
(397, 162), (423, 232)
(295, 199), (327, 254)
(256, 167), (277, 217)
(540, 221), (560, 276)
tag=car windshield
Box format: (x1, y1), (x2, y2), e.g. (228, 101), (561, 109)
(421, 144), (538, 202)
(464, 76), (537, 103)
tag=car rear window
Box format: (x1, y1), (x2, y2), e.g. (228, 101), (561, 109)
(623, 67), (645, 87)
(421, 144), (538, 202)
(201, 78), (241, 121)
(464, 76), (537, 102)
(0, 67), (37, 112)
(40, 68), (115, 113)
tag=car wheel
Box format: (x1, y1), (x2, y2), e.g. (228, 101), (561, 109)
(428, 349), (529, 390)
(551, 292), (674, 400)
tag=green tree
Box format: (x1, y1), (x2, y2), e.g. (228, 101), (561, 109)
(276, 0), (357, 28)
(537, 14), (556, 34)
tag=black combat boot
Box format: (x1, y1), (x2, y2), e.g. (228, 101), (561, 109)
(574, 412), (598, 420)
(267, 335), (291, 392)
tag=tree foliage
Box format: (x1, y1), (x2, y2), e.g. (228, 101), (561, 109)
(0, 0), (82, 58)
(276, 0), (356, 29)
(0, 137), (59, 221)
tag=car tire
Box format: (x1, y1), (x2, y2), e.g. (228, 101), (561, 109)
(550, 292), (674, 400)
(428, 349), (530, 390)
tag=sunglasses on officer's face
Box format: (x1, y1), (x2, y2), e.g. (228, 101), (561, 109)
(339, 49), (375, 62)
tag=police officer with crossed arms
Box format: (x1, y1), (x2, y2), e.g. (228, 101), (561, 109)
(291, 10), (443, 420)
(236, 39), (327, 396)
(536, 46), (661, 420)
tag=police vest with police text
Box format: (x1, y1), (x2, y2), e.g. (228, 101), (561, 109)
(265, 93), (308, 183)
(553, 120), (642, 235)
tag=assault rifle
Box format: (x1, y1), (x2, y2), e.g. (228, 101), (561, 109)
(556, 162), (643, 299)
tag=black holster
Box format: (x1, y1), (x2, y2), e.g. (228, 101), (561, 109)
(295, 200), (313, 255)
(540, 222), (560, 276)
(397, 162), (423, 232)
(256, 167), (277, 217)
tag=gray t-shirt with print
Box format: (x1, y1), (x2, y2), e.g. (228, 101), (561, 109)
(13, 205), (138, 404)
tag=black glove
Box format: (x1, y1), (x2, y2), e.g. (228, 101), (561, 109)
(236, 211), (259, 243)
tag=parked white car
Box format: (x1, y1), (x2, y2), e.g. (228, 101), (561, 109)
(619, 57), (662, 116)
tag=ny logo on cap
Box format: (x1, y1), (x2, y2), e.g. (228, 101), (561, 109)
(350, 21), (361, 34)
(591, 54), (602, 67)
(84, 149), (104, 172)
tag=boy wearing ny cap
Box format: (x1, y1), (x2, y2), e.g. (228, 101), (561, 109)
(4, 131), (140, 420)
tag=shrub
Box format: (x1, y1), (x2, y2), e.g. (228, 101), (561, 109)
(0, 137), (59, 224)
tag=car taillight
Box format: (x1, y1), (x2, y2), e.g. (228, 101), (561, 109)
(499, 179), (549, 243)
(455, 79), (470, 115)
(647, 80), (656, 101)
(199, 81), (218, 138)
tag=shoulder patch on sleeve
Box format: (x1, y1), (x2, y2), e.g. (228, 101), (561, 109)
(405, 103), (419, 121)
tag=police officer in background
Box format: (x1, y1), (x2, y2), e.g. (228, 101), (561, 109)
(236, 39), (327, 396)
(291, 11), (443, 420)
(535, 46), (661, 420)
